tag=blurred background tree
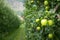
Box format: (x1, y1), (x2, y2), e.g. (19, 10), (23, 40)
(24, 0), (60, 40)
(0, 0), (21, 40)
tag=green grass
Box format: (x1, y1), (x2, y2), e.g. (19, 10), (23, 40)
(4, 23), (26, 40)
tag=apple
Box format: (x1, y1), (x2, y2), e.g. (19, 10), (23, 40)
(48, 33), (53, 38)
(31, 0), (34, 3)
(44, 1), (48, 5)
(45, 10), (49, 13)
(48, 20), (54, 26)
(36, 19), (40, 22)
(41, 19), (47, 26)
(45, 6), (49, 11)
(36, 27), (41, 31)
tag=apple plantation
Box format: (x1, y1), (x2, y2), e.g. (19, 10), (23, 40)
(1, 0), (60, 40)
(24, 0), (60, 40)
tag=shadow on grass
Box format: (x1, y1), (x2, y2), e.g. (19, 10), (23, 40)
(2, 23), (26, 40)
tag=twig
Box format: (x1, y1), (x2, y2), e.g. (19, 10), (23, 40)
(53, 3), (60, 13)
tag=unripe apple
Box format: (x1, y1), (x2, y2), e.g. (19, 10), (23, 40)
(36, 19), (40, 22)
(41, 19), (47, 26)
(44, 1), (48, 6)
(48, 20), (54, 26)
(36, 27), (41, 31)
(48, 33), (53, 38)
(45, 6), (49, 11)
(31, 0), (34, 3)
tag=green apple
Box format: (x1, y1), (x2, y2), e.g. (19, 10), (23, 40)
(44, 1), (48, 5)
(36, 27), (41, 31)
(45, 10), (49, 13)
(48, 20), (54, 26)
(45, 6), (49, 10)
(36, 19), (40, 22)
(48, 33), (53, 38)
(31, 0), (34, 3)
(41, 19), (47, 26)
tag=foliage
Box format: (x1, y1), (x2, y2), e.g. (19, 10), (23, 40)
(0, 0), (20, 39)
(24, 0), (60, 40)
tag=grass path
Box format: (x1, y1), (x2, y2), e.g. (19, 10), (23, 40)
(4, 23), (26, 40)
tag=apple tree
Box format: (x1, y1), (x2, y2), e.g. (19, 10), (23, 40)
(24, 0), (60, 40)
(0, 0), (20, 39)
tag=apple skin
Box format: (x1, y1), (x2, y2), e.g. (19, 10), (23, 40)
(31, 1), (34, 3)
(36, 19), (40, 22)
(44, 1), (48, 5)
(45, 6), (49, 10)
(48, 20), (54, 26)
(36, 27), (41, 31)
(48, 33), (53, 38)
(41, 19), (47, 26)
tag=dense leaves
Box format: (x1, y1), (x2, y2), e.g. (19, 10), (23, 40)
(24, 0), (60, 40)
(0, 0), (20, 38)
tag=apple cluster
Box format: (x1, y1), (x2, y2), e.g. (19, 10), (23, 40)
(35, 0), (54, 39)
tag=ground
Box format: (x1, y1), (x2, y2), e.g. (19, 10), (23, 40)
(4, 23), (26, 40)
